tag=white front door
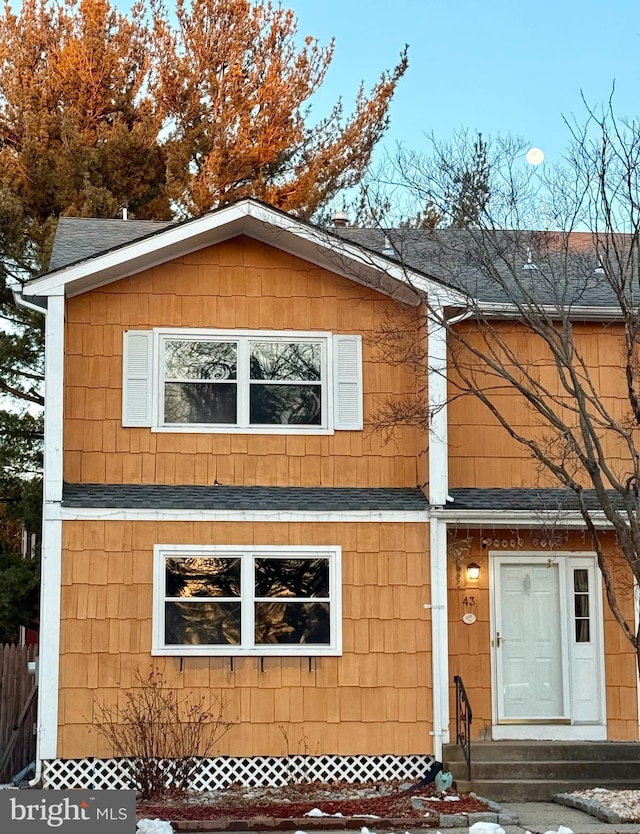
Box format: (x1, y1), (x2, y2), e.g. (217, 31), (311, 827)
(491, 553), (605, 736)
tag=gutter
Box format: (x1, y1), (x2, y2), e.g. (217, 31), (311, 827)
(429, 507), (611, 528)
(475, 301), (623, 322)
(12, 285), (48, 315)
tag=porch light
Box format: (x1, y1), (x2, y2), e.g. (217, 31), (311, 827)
(466, 562), (481, 582)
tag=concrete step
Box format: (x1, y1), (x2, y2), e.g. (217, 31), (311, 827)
(450, 759), (640, 781)
(454, 778), (640, 803)
(443, 742), (640, 802)
(444, 741), (640, 763)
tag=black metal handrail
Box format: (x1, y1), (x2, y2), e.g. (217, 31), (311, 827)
(453, 674), (472, 781)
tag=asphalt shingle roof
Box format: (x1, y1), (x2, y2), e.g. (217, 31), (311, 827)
(337, 228), (618, 308)
(48, 217), (174, 271)
(445, 487), (623, 512)
(62, 483), (429, 511)
(44, 210), (621, 309)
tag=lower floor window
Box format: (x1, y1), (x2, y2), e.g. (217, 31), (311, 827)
(153, 545), (342, 656)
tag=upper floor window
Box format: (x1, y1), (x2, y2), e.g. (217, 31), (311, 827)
(123, 329), (362, 434)
(163, 337), (323, 427)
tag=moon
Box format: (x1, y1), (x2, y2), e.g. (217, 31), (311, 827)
(526, 147), (545, 165)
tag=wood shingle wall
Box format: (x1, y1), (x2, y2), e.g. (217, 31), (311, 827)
(448, 321), (632, 489)
(63, 236), (425, 488)
(58, 520), (431, 759)
(446, 530), (638, 740)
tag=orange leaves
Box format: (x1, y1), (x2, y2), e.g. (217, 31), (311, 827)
(149, 0), (407, 218)
(0, 0), (168, 234)
(0, 0), (407, 263)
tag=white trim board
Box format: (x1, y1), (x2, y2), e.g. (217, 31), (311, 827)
(57, 507), (430, 523)
(38, 293), (66, 762)
(429, 517), (450, 760)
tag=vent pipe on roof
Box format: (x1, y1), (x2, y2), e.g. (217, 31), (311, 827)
(522, 247), (539, 270)
(122, 207), (128, 221)
(382, 235), (395, 257)
(332, 210), (349, 227)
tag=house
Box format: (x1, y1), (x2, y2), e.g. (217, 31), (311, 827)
(16, 200), (638, 790)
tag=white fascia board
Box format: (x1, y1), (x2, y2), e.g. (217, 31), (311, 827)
(57, 507), (430, 523)
(430, 507), (610, 528)
(244, 203), (466, 307)
(25, 199), (464, 307)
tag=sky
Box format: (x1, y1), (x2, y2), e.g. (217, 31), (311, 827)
(283, 0), (640, 166)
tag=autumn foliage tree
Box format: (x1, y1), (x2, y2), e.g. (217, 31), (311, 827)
(151, 0), (408, 218)
(0, 0), (407, 496)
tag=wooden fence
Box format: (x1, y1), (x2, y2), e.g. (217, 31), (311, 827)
(0, 644), (37, 783)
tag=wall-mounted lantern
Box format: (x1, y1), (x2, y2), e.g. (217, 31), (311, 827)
(466, 562), (481, 582)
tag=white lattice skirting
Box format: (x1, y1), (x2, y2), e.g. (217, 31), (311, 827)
(42, 754), (436, 791)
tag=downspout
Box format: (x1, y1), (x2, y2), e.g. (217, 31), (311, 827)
(14, 285), (64, 788)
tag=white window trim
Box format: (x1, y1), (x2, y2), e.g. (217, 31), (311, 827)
(152, 544), (342, 657)
(153, 328), (334, 435)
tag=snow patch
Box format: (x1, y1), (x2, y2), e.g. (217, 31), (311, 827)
(137, 820), (175, 834)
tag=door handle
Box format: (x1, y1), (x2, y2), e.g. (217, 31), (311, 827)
(496, 632), (504, 647)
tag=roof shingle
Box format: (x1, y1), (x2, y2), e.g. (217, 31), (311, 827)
(62, 483), (429, 512)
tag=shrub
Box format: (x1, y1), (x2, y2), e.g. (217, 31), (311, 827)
(94, 666), (230, 799)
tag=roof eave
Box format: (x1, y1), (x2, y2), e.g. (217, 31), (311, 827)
(12, 285), (48, 314)
(475, 301), (624, 321)
(25, 200), (464, 307)
(430, 507), (609, 528)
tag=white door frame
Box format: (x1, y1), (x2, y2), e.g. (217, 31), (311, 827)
(489, 551), (607, 740)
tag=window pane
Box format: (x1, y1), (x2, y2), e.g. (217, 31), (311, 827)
(165, 341), (237, 380)
(250, 342), (321, 381)
(250, 384), (321, 425)
(165, 601), (241, 645)
(254, 558), (329, 598)
(165, 382), (237, 423)
(574, 595), (590, 618)
(575, 619), (590, 643)
(166, 557), (241, 598)
(254, 601), (330, 644)
(574, 569), (589, 593)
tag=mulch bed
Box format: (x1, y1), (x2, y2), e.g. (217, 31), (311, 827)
(137, 780), (489, 829)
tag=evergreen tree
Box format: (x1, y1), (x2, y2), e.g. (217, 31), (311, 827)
(0, 0), (408, 498)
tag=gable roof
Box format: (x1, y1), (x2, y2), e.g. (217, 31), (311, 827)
(49, 218), (174, 271)
(26, 200), (464, 308)
(29, 201), (624, 315)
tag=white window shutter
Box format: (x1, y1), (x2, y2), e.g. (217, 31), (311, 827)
(123, 331), (153, 427)
(333, 335), (363, 430)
